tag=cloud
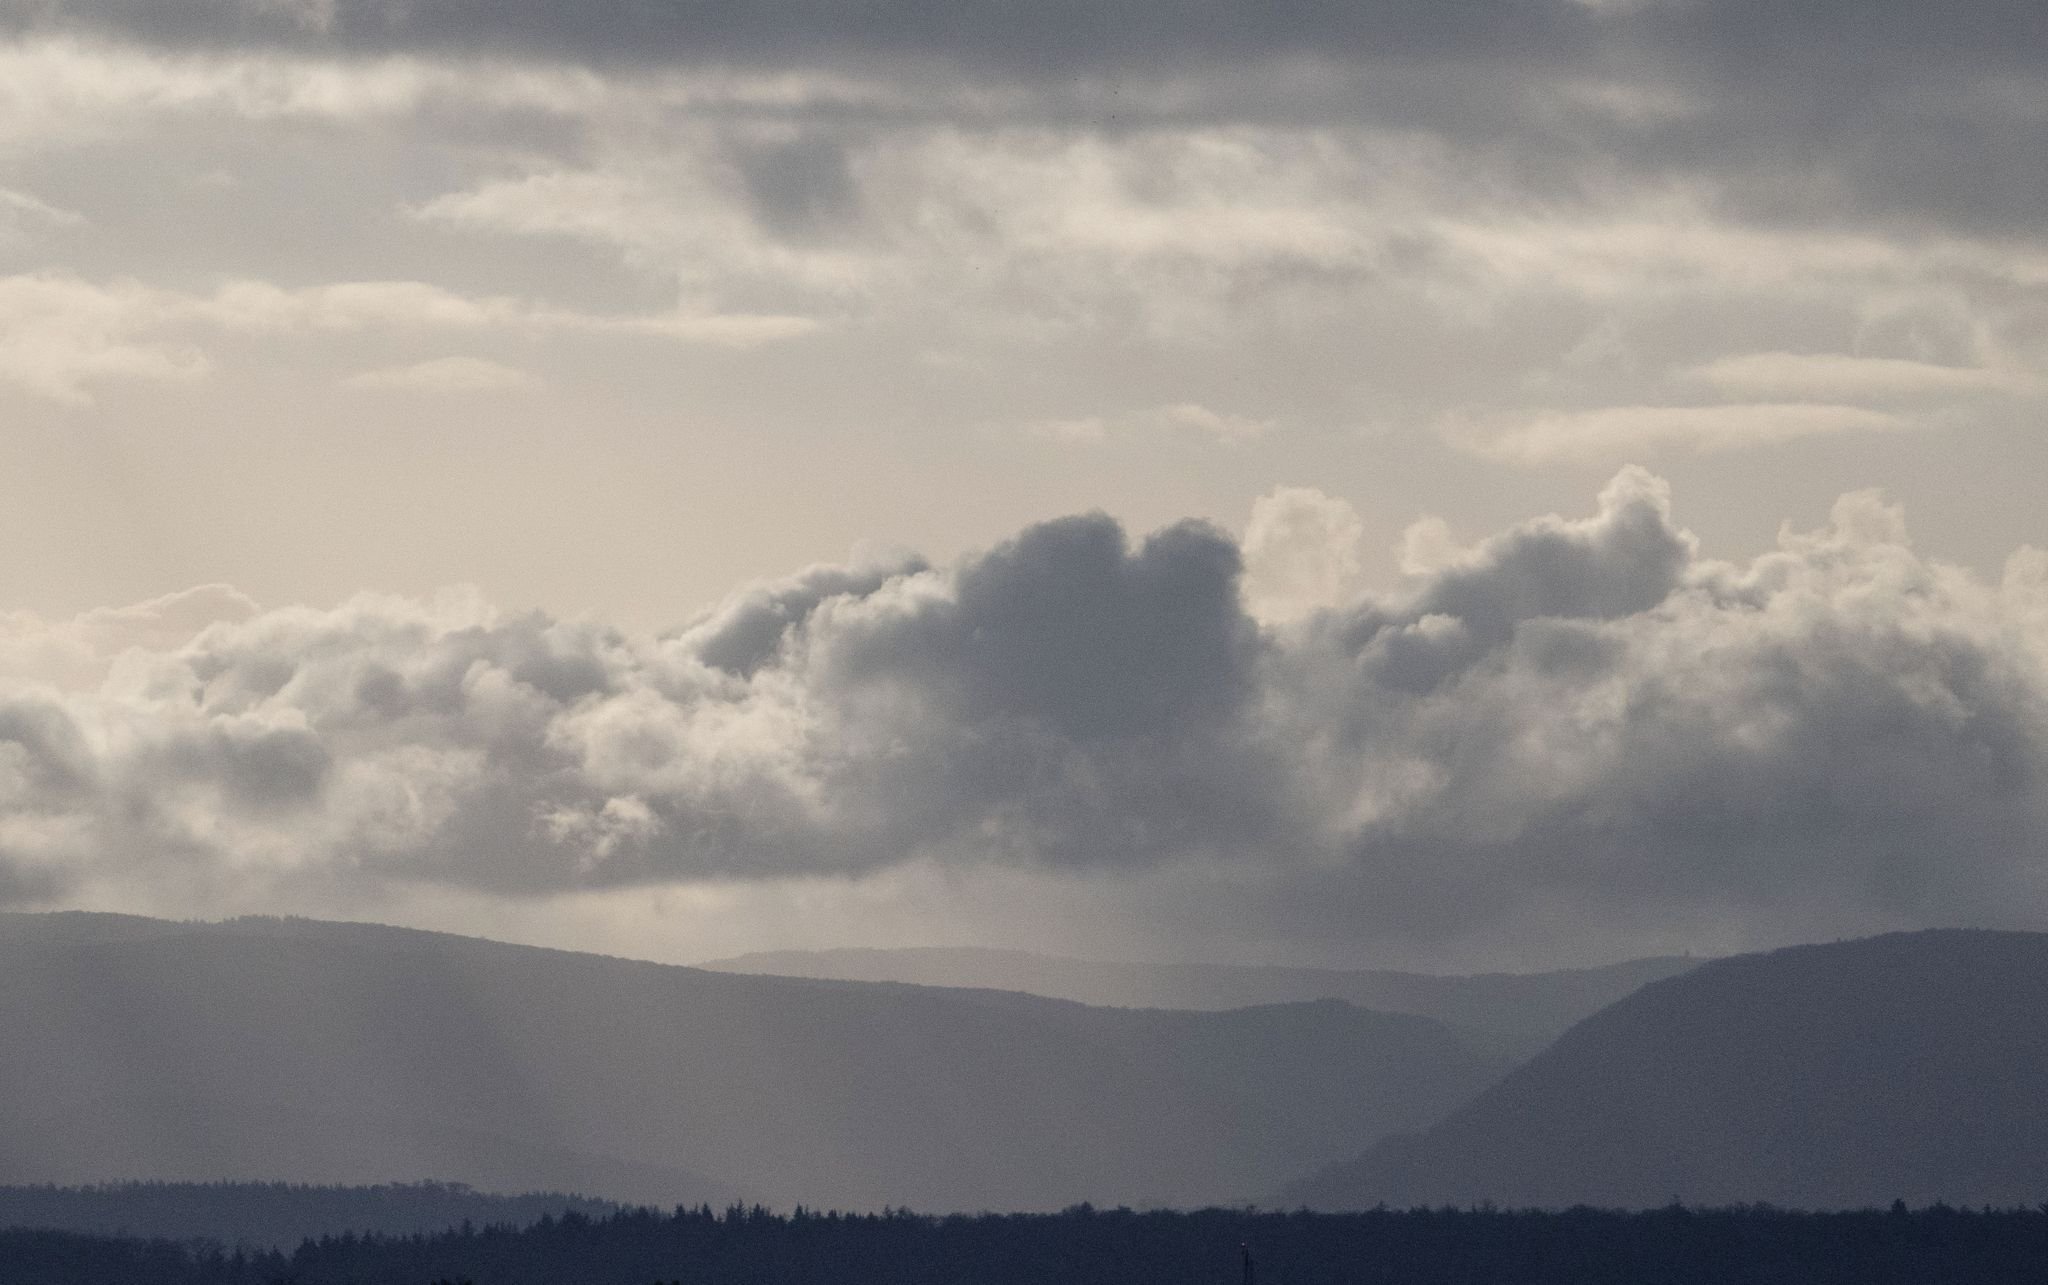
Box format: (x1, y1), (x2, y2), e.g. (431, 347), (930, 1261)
(410, 129), (1413, 343)
(0, 273), (210, 403)
(0, 518), (1274, 902)
(392, 114), (2048, 374)
(343, 356), (543, 392)
(3, 33), (2043, 384)
(14, 0), (2043, 256)
(9, 0), (2038, 114)
(7, 473), (2048, 964)
(1240, 486), (1366, 623)
(1463, 402), (1912, 464)
(0, 186), (82, 239)
(0, 584), (259, 689)
(1031, 403), (1275, 446)
(1682, 352), (2044, 401)
(0, 271), (813, 401)
(196, 278), (814, 343)
(0, 0), (1599, 72)
(412, 165), (877, 298)
(0, 37), (901, 159)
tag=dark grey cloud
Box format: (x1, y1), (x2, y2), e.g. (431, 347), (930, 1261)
(1333, 472), (1693, 693)
(14, 0), (2037, 253)
(792, 514), (1289, 873)
(4, 472), (2048, 960)
(4, 0), (1589, 73)
(12, 0), (2041, 82)
(833, 515), (1252, 742)
(690, 559), (922, 679)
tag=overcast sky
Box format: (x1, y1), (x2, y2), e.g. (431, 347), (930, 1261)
(0, 0), (2045, 969)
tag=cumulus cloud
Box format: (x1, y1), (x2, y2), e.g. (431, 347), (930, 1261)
(6, 472), (2048, 962)
(0, 583), (259, 689)
(1241, 486), (1366, 623)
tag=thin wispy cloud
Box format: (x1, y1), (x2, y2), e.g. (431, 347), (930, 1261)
(1030, 403), (1274, 447)
(1461, 404), (1912, 465)
(0, 272), (813, 402)
(1682, 352), (2043, 401)
(343, 356), (543, 393)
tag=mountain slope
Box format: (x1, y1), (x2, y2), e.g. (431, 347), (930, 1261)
(1289, 930), (2048, 1210)
(0, 914), (1504, 1212)
(699, 946), (1700, 1058)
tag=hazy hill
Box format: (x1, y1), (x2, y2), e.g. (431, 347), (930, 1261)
(1289, 930), (2048, 1210)
(699, 946), (1700, 1058)
(0, 1181), (615, 1250)
(0, 913), (1503, 1212)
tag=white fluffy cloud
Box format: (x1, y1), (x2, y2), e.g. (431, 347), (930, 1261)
(1241, 486), (1366, 623)
(5, 472), (2048, 960)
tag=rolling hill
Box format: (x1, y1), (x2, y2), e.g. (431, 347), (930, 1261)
(0, 913), (1504, 1212)
(1288, 929), (2048, 1210)
(699, 945), (1700, 1058)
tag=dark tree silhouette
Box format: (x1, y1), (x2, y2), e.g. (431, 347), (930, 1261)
(5, 1199), (2048, 1285)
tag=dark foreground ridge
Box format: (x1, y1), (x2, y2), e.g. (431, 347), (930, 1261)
(7, 1202), (2048, 1285)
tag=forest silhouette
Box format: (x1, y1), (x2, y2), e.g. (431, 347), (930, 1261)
(7, 1200), (2048, 1285)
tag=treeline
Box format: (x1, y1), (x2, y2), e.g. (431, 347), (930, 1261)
(7, 1200), (2048, 1285)
(0, 1181), (615, 1250)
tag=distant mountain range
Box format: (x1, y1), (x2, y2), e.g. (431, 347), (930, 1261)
(1289, 930), (2048, 1210)
(0, 913), (1503, 1212)
(699, 946), (1702, 1058)
(16, 915), (2047, 1217)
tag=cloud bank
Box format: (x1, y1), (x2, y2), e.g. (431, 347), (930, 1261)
(4, 473), (2047, 960)
(0, 6), (2040, 469)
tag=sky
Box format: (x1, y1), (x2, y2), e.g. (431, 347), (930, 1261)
(0, 0), (2045, 970)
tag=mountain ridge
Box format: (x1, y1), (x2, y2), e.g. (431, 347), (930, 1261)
(0, 912), (1504, 1212)
(699, 944), (1703, 1058)
(1288, 928), (2048, 1210)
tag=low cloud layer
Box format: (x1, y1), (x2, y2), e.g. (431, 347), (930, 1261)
(5, 473), (2047, 961)
(11, 0), (2044, 242)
